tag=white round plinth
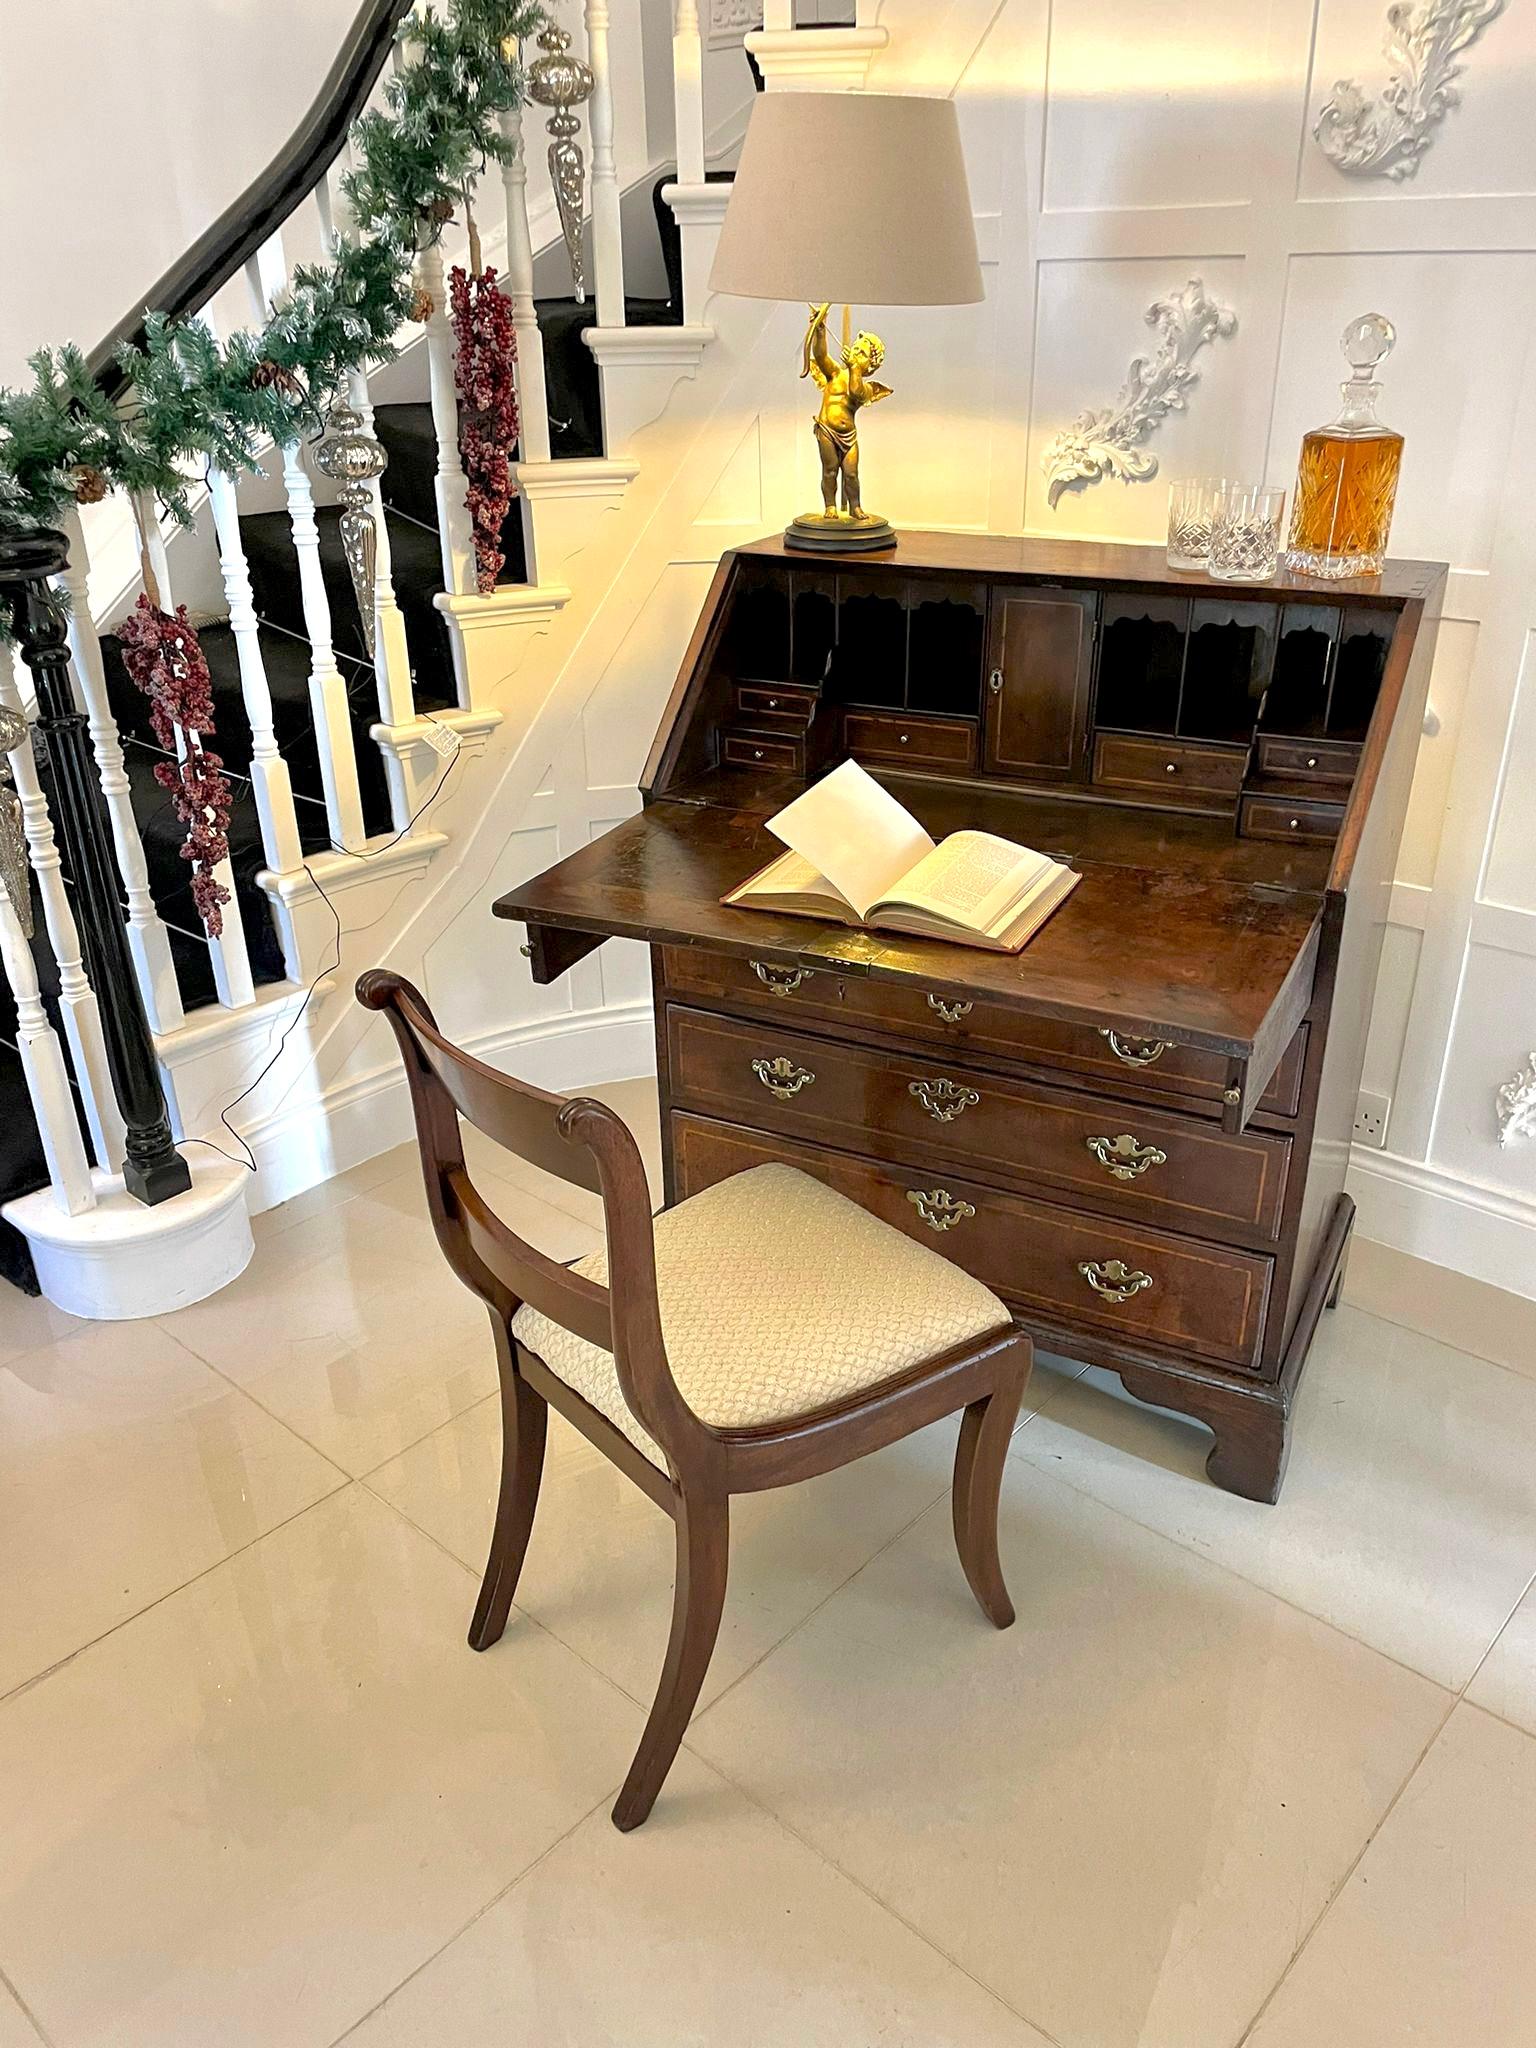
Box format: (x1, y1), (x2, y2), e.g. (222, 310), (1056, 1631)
(3, 1159), (253, 1320)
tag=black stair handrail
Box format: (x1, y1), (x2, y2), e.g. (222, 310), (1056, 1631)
(88, 0), (417, 396)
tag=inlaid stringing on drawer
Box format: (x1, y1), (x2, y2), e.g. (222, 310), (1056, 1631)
(658, 948), (1309, 1121)
(665, 1004), (1292, 1240)
(669, 1111), (1274, 1372)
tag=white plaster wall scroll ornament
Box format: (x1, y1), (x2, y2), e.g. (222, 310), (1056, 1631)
(1314, 0), (1508, 181)
(1496, 1053), (1536, 1148)
(1040, 279), (1237, 511)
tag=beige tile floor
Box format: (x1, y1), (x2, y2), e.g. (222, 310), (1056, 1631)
(1, 1073), (1533, 2048)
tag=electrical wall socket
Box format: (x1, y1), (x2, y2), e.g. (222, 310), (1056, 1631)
(1353, 1090), (1390, 1148)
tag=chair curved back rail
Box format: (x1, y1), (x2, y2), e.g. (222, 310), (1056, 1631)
(356, 967), (710, 1470)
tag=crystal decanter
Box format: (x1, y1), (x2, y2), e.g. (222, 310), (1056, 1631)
(1286, 313), (1404, 580)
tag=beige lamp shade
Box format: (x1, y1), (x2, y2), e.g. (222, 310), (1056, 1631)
(709, 93), (983, 307)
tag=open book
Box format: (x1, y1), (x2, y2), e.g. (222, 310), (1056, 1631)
(723, 759), (1080, 954)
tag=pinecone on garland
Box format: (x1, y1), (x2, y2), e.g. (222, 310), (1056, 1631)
(249, 358), (304, 396)
(69, 464), (108, 505)
(408, 286), (435, 323)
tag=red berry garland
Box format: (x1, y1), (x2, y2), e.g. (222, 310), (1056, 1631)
(449, 264), (519, 595)
(118, 596), (234, 938)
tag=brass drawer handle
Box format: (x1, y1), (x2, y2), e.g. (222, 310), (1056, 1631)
(907, 1187), (976, 1232)
(1086, 1133), (1168, 1181)
(926, 994), (974, 1023)
(1077, 1258), (1154, 1304)
(1098, 1028), (1171, 1067)
(909, 1076), (981, 1122)
(750, 960), (813, 998)
(751, 1055), (815, 1100)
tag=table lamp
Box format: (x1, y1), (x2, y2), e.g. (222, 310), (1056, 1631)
(708, 92), (983, 555)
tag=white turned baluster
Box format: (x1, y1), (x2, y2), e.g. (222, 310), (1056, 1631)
(316, 167), (419, 778)
(500, 98), (551, 466)
(57, 503), (184, 1034)
(417, 238), (478, 599)
(584, 0), (626, 328)
(762, 0), (792, 28)
(0, 891), (94, 1218)
(247, 245), (370, 852)
(205, 469), (306, 977)
(673, 0), (705, 186)
(134, 495), (256, 1010)
(0, 652), (125, 1173)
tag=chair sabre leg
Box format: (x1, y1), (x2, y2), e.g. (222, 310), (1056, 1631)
(952, 1353), (1028, 1630)
(612, 1490), (729, 1831)
(469, 1346), (548, 1652)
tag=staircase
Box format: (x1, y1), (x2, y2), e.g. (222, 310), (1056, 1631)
(0, 0), (885, 1313)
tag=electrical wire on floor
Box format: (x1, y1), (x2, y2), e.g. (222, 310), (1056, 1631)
(179, 734), (463, 1179)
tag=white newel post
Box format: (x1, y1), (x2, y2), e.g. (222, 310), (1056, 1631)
(133, 494), (256, 1012)
(0, 653), (124, 1174)
(584, 0), (627, 328)
(417, 237), (478, 607)
(0, 889), (95, 1218)
(500, 99), (552, 466)
(673, 0), (705, 186)
(57, 504), (184, 1034)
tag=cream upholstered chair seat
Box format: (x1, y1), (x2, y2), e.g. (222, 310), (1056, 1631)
(512, 1163), (1011, 1468)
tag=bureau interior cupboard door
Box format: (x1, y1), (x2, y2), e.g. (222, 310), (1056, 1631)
(984, 586), (1098, 782)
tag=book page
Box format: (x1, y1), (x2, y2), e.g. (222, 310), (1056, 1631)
(765, 759), (935, 920)
(872, 830), (1052, 933)
(727, 847), (855, 913)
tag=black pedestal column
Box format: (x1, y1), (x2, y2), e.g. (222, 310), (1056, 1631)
(0, 527), (191, 1206)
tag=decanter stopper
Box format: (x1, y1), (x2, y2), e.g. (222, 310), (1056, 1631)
(1341, 312), (1395, 380)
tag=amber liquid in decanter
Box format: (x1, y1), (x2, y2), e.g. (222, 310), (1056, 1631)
(1287, 313), (1403, 580)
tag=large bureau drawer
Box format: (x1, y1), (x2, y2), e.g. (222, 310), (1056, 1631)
(671, 1112), (1273, 1372)
(665, 1005), (1292, 1241)
(658, 948), (1308, 1121)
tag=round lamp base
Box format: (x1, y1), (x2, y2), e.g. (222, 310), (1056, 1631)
(783, 510), (896, 555)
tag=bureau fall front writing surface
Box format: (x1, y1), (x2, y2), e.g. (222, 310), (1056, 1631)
(495, 533), (1446, 1503)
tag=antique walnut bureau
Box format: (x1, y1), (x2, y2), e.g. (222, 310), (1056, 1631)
(495, 534), (1445, 1502)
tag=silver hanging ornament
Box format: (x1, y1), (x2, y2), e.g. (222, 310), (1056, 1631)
(314, 402), (388, 658)
(526, 23), (595, 303)
(0, 703), (33, 942)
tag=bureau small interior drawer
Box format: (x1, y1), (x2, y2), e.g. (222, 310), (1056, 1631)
(1252, 734), (1360, 787)
(736, 683), (816, 725)
(1239, 793), (1345, 845)
(845, 711), (977, 770)
(658, 949), (1309, 1122)
(665, 1004), (1292, 1239)
(1093, 732), (1246, 805)
(670, 1112), (1273, 1372)
(720, 727), (803, 772)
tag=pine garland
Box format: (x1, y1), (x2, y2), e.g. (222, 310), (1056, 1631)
(0, 0), (543, 535)
(0, 0), (543, 935)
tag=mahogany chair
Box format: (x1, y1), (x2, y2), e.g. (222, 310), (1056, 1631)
(358, 969), (1033, 1830)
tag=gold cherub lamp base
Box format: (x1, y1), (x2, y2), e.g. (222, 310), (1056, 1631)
(784, 303), (897, 555)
